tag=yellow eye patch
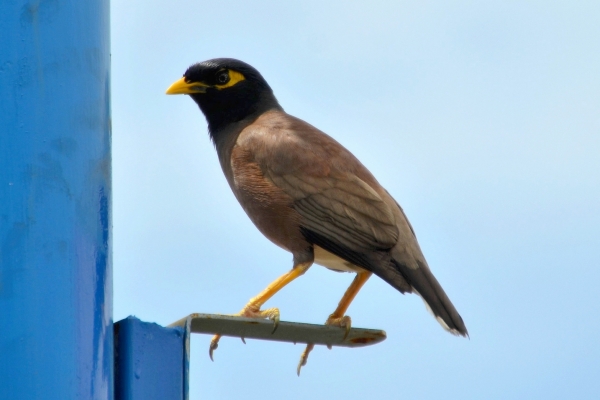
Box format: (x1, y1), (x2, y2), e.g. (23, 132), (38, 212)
(215, 70), (246, 89)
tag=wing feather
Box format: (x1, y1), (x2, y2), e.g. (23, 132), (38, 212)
(268, 171), (399, 250)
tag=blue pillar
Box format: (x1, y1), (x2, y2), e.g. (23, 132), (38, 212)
(114, 317), (188, 400)
(0, 1), (112, 399)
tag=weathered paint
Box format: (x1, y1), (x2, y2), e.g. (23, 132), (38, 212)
(0, 1), (112, 398)
(114, 317), (187, 400)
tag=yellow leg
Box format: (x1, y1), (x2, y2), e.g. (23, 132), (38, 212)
(326, 270), (372, 335)
(209, 261), (311, 361)
(297, 271), (372, 375)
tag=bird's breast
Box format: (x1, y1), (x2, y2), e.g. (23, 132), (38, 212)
(227, 144), (310, 256)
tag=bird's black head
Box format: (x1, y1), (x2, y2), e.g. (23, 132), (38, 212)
(166, 58), (282, 137)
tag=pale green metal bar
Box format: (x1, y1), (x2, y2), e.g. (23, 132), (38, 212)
(169, 313), (386, 348)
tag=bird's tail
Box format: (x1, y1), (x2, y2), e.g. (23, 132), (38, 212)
(383, 257), (468, 337)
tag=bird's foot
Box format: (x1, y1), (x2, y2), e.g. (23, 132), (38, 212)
(326, 314), (352, 343)
(208, 304), (281, 361)
(296, 314), (352, 375)
(239, 303), (281, 333)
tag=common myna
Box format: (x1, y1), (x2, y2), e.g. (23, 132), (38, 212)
(166, 58), (468, 374)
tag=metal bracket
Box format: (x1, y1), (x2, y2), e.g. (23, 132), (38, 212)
(169, 313), (387, 348)
(114, 314), (386, 399)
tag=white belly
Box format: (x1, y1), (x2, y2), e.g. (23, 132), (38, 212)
(314, 246), (365, 273)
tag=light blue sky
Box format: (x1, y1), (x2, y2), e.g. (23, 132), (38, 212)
(112, 1), (600, 398)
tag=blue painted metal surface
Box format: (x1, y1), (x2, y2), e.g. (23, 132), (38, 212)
(114, 317), (188, 400)
(0, 1), (112, 399)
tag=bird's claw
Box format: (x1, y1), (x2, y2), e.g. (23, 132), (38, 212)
(343, 320), (351, 340)
(207, 306), (281, 358)
(326, 314), (352, 340)
(296, 314), (352, 371)
(246, 305), (280, 333)
(271, 312), (280, 334)
(297, 343), (314, 376)
(209, 335), (220, 361)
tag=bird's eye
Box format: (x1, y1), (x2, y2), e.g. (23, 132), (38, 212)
(217, 71), (229, 84)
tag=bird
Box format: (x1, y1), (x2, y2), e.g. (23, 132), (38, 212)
(166, 58), (468, 375)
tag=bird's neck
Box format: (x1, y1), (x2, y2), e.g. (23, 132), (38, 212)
(192, 91), (283, 141)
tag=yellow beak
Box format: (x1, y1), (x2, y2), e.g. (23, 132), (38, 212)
(165, 77), (209, 95)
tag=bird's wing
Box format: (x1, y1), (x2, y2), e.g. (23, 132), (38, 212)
(267, 171), (399, 251)
(244, 113), (400, 257)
